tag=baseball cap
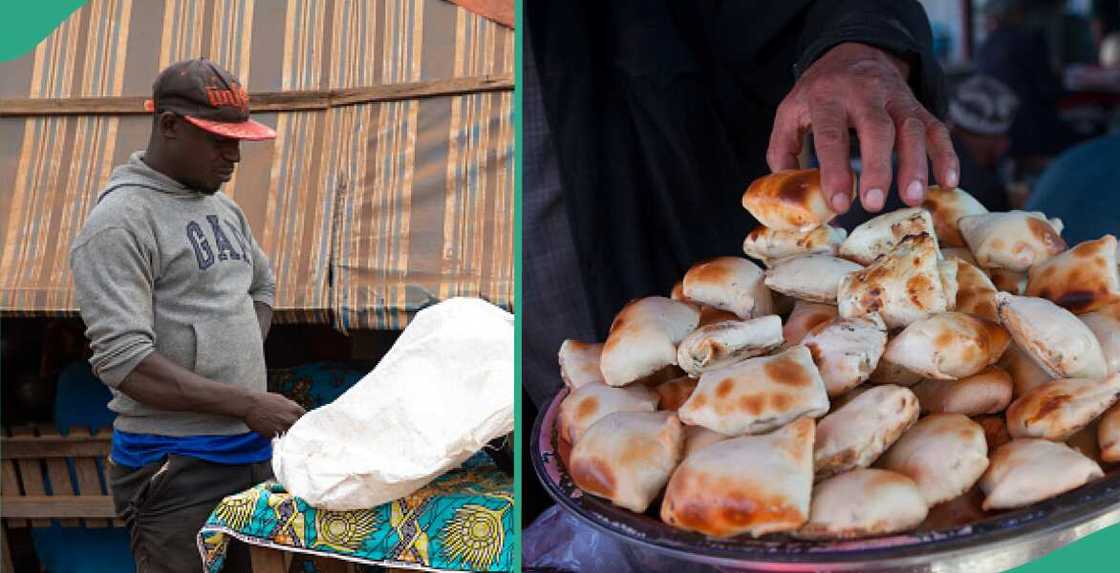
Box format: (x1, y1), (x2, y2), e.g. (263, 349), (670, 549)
(144, 58), (276, 141)
(947, 74), (1020, 136)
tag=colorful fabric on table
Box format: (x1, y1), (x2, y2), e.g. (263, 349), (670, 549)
(197, 454), (513, 572)
(268, 363), (367, 412)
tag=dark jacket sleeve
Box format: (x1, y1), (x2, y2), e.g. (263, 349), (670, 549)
(794, 0), (946, 116)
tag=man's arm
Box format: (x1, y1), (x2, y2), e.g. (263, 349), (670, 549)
(71, 226), (160, 387)
(119, 352), (303, 437)
(794, 0), (946, 113)
(241, 211), (277, 315)
(768, 0), (959, 214)
(254, 301), (273, 341)
(71, 224), (302, 438)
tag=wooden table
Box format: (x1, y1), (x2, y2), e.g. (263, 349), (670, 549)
(249, 544), (415, 572)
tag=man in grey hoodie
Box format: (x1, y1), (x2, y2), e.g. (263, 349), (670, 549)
(70, 59), (306, 573)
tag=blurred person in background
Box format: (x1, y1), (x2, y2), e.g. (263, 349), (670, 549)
(1013, 0), (1097, 67)
(832, 73), (1016, 228)
(977, 0), (1080, 176)
(1016, 2), (1120, 225)
(1101, 31), (1120, 131)
(1092, 0), (1120, 47)
(838, 72), (1019, 225)
(832, 74), (1015, 229)
(1026, 129), (1120, 244)
(945, 75), (1018, 210)
(1104, 32), (1120, 66)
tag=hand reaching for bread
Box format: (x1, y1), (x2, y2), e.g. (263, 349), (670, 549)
(553, 176), (1120, 540)
(767, 42), (960, 213)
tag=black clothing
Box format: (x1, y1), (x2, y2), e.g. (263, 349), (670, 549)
(527, 0), (945, 336)
(976, 26), (1077, 158)
(109, 455), (273, 573)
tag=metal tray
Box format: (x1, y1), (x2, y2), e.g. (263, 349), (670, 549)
(530, 388), (1120, 572)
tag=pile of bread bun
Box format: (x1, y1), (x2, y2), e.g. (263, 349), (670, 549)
(555, 168), (1120, 540)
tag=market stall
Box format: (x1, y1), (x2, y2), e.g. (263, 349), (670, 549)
(0, 1), (514, 571)
(527, 178), (1120, 572)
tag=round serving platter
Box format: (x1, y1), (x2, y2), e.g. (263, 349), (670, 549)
(531, 387), (1120, 572)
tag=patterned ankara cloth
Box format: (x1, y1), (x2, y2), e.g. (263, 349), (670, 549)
(197, 454), (513, 572)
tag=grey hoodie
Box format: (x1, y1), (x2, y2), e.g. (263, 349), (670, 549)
(70, 152), (275, 436)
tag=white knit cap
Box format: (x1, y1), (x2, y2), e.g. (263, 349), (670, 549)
(948, 75), (1019, 136)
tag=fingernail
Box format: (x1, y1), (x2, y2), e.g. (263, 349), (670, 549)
(906, 180), (925, 203)
(946, 168), (959, 187)
(865, 188), (884, 210)
(831, 193), (850, 213)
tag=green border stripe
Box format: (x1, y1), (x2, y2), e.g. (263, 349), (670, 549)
(1011, 516), (1120, 571)
(0, 1), (88, 62)
(512, 0), (524, 569)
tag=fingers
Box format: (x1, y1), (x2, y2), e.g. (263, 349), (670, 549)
(852, 108), (896, 212)
(809, 102), (854, 213)
(767, 101), (806, 172)
(780, 43), (958, 211)
(923, 113), (960, 188)
(893, 114), (929, 206)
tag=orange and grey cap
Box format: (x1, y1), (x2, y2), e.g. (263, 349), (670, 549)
(144, 58), (276, 141)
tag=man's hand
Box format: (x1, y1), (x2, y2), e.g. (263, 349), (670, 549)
(243, 392), (306, 438)
(767, 42), (959, 213)
(119, 352), (305, 438)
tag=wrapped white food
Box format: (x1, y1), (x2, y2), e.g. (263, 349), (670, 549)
(912, 367), (1013, 415)
(995, 293), (1107, 379)
(1005, 374), (1120, 441)
(559, 382), (658, 444)
(742, 224), (846, 265)
(675, 316), (784, 377)
(683, 257), (773, 319)
(272, 298), (513, 510)
(800, 314), (888, 396)
(877, 414), (989, 506)
(764, 255), (863, 304)
(558, 340), (604, 389)
(600, 296), (700, 387)
(814, 384), (919, 479)
(1079, 302), (1120, 375)
(883, 312), (1010, 380)
(839, 207), (938, 265)
(980, 439), (1103, 510)
(678, 345), (830, 436)
(958, 211), (1066, 271)
(797, 469), (928, 540)
(837, 233), (951, 329)
(784, 301), (839, 346)
(922, 186), (988, 248)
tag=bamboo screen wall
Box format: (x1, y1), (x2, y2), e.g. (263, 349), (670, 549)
(0, 0), (514, 331)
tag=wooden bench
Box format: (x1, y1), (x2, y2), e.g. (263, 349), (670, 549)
(0, 425), (413, 573)
(0, 424), (120, 571)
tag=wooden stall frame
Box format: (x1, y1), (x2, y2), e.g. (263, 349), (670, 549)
(0, 74), (513, 117)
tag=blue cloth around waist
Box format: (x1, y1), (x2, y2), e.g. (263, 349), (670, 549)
(111, 429), (272, 469)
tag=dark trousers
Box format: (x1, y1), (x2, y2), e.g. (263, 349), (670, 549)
(109, 455), (273, 573)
